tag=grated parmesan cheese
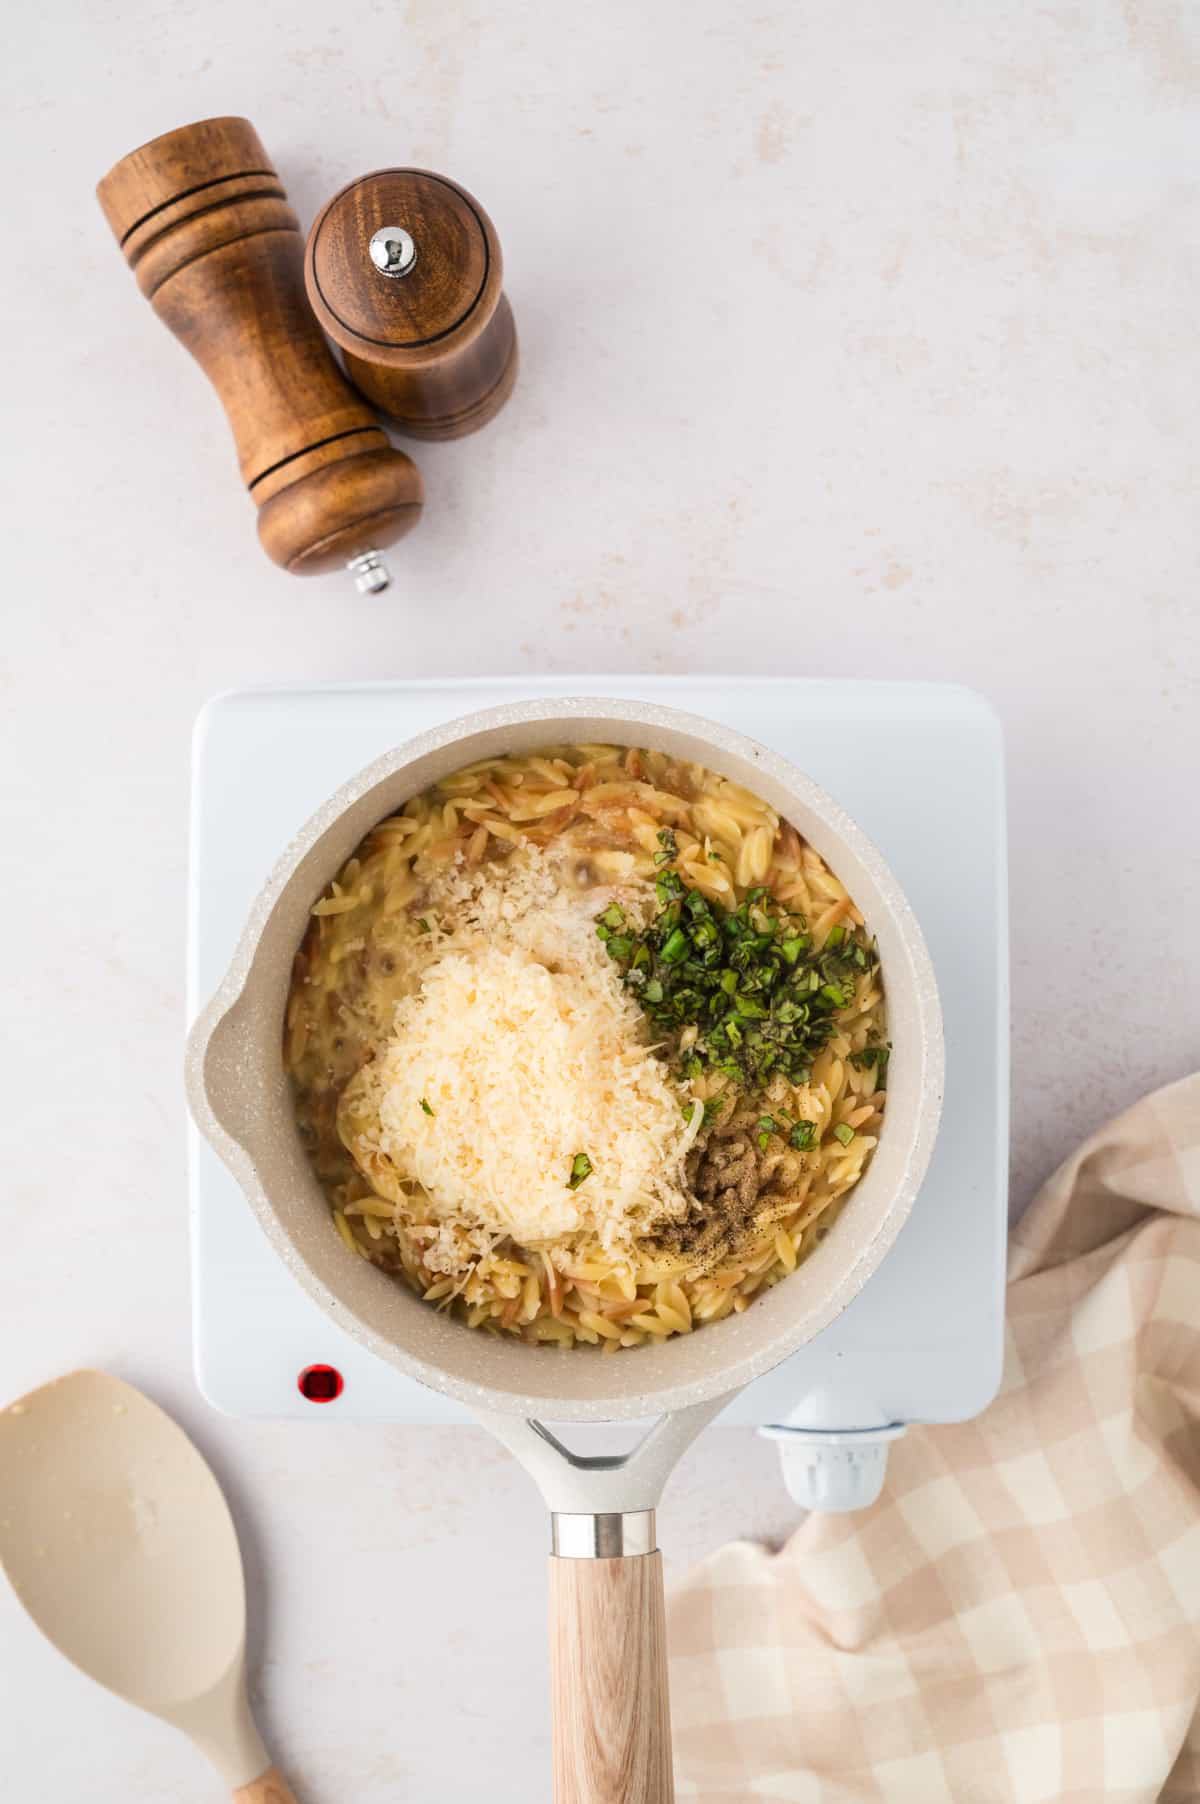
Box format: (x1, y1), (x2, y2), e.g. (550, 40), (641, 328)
(344, 857), (695, 1267)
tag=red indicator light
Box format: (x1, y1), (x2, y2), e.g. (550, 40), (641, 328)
(298, 1364), (344, 1403)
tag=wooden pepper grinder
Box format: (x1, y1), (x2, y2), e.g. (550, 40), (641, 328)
(96, 117), (423, 592)
(304, 169), (517, 440)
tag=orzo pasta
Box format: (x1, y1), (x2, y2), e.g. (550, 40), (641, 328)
(285, 744), (888, 1350)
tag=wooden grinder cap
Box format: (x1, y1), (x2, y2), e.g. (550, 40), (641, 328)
(96, 115), (277, 250)
(306, 170), (517, 440)
(96, 117), (423, 586)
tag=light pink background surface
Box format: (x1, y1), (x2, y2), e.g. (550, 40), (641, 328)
(3, 3), (1198, 1798)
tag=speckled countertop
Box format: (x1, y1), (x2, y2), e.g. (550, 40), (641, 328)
(3, 3), (1198, 1798)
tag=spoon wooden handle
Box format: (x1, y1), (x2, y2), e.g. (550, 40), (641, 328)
(233, 1765), (300, 1803)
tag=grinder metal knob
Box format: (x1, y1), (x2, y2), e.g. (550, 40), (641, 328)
(368, 226), (418, 277)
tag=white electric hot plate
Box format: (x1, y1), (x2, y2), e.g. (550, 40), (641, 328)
(188, 677), (1008, 1507)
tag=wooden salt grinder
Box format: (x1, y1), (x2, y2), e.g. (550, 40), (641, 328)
(304, 170), (517, 440)
(96, 117), (423, 591)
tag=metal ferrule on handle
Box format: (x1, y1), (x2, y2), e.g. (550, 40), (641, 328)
(552, 1510), (656, 1559)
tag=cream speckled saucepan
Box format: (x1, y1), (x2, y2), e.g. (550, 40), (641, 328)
(186, 698), (943, 1804)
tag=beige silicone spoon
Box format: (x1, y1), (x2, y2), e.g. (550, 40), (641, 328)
(0, 1369), (297, 1803)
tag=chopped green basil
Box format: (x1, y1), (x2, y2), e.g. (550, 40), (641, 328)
(596, 875), (877, 1094)
(567, 1152), (593, 1190)
(419, 1098), (434, 1116)
(851, 1042), (891, 1088)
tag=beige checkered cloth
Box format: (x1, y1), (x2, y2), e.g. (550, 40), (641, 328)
(668, 1073), (1200, 1802)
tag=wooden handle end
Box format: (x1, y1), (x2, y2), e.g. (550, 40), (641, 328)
(549, 1551), (674, 1804)
(232, 1764), (300, 1804)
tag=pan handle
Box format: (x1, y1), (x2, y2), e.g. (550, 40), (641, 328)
(549, 1513), (672, 1804)
(477, 1400), (731, 1804)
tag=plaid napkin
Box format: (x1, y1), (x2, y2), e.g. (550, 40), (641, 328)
(668, 1073), (1200, 1802)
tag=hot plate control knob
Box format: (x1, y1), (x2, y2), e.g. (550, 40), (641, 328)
(759, 1423), (907, 1513)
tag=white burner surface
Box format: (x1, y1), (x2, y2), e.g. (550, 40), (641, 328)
(189, 677), (1007, 1430)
